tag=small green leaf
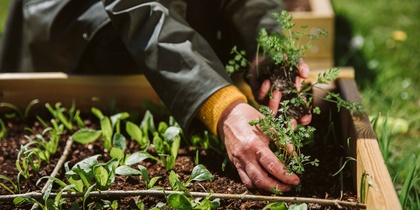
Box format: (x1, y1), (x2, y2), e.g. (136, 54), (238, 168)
(263, 202), (287, 210)
(153, 135), (165, 155)
(93, 165), (109, 190)
(288, 203), (308, 210)
(67, 176), (84, 192)
(112, 133), (126, 151)
(186, 164), (214, 184)
(125, 151), (153, 166)
(110, 112), (130, 127)
(167, 193), (193, 210)
(169, 170), (185, 191)
(100, 116), (113, 150)
(110, 147), (125, 160)
(158, 121), (168, 135)
(126, 121), (143, 142)
(140, 110), (156, 134)
(148, 176), (161, 189)
(171, 135), (181, 159)
(164, 126), (181, 143)
(13, 196), (26, 205)
(91, 107), (104, 119)
(71, 129), (101, 144)
(116, 165), (142, 176)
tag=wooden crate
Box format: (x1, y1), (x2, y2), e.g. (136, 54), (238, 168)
(290, 0), (335, 69)
(0, 67), (401, 209)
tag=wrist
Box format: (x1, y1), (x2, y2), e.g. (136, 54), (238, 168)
(197, 86), (247, 136)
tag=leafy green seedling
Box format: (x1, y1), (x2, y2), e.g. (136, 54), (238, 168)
(137, 165), (161, 189)
(0, 118), (6, 140)
(169, 164), (214, 191)
(91, 108), (130, 151)
(226, 11), (364, 176)
(45, 101), (84, 131)
(152, 123), (182, 170)
(0, 99), (39, 121)
(126, 121), (149, 150)
(262, 202), (287, 210)
(0, 174), (19, 194)
(167, 164), (218, 209)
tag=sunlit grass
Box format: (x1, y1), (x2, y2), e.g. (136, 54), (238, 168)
(0, 0), (11, 39)
(333, 0), (420, 208)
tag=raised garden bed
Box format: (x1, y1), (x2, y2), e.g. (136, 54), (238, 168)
(0, 67), (401, 209)
(289, 0), (335, 69)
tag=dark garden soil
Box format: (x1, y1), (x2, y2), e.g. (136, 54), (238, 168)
(0, 102), (359, 209)
(0, 2), (359, 209)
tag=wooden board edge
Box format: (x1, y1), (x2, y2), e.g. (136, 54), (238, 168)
(336, 78), (402, 210)
(291, 0), (334, 18)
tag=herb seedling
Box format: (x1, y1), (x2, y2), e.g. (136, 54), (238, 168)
(167, 164), (219, 209)
(226, 11), (364, 176)
(0, 118), (6, 140)
(45, 102), (84, 131)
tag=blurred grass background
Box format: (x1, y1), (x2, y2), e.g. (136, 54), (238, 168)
(332, 1), (419, 206)
(0, 0), (418, 208)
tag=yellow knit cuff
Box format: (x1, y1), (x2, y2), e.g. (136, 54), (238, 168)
(197, 85), (247, 135)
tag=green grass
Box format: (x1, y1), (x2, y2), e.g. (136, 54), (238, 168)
(0, 0), (11, 39)
(0, 0), (419, 208)
(332, 0), (420, 208)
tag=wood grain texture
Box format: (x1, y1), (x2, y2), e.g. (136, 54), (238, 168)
(291, 0), (334, 68)
(337, 78), (402, 210)
(0, 74), (160, 113)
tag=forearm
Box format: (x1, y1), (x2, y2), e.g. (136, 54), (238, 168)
(102, 0), (232, 131)
(221, 0), (284, 58)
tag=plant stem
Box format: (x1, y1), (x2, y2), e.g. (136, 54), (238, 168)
(4, 189), (366, 209)
(30, 138), (73, 210)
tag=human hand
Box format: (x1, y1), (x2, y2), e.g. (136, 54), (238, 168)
(218, 100), (300, 192)
(248, 58), (312, 126)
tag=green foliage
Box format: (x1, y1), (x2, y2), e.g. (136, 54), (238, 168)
(226, 46), (249, 75)
(167, 164), (218, 209)
(0, 174), (18, 194)
(263, 202), (287, 210)
(250, 106), (318, 175)
(152, 122), (182, 170)
(0, 118), (5, 140)
(45, 102), (84, 131)
(226, 11), (363, 177)
(257, 11), (326, 70)
(126, 121), (149, 150)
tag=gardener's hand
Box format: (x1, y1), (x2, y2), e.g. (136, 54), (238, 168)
(248, 58), (312, 126)
(218, 100), (300, 192)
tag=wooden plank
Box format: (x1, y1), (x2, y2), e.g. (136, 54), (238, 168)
(291, 0), (335, 68)
(337, 78), (402, 210)
(0, 67), (354, 114)
(0, 73), (160, 114)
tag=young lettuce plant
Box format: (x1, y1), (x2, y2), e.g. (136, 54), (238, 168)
(167, 164), (220, 210)
(44, 102), (84, 131)
(226, 11), (364, 177)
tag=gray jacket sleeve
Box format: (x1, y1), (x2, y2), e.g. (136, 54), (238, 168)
(102, 0), (233, 131)
(220, 0), (283, 59)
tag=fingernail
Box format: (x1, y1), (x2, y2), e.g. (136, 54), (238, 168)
(302, 67), (309, 77)
(262, 80), (270, 88)
(293, 180), (300, 185)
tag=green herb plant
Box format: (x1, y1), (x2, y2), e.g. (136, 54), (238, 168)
(0, 118), (6, 140)
(166, 164), (220, 210)
(226, 11), (364, 179)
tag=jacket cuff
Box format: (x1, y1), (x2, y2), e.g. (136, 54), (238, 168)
(197, 85), (247, 135)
